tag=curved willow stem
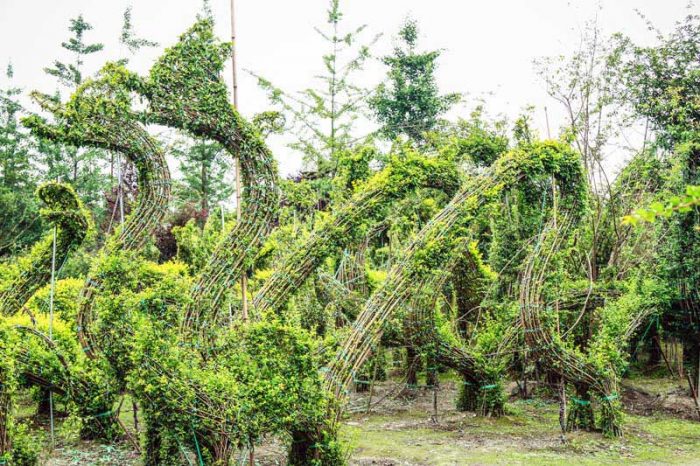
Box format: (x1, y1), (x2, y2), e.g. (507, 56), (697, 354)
(23, 66), (172, 359)
(325, 141), (586, 419)
(406, 240), (509, 416)
(137, 20), (279, 334)
(519, 219), (605, 388)
(315, 271), (365, 326)
(254, 152), (461, 316)
(519, 216), (653, 437)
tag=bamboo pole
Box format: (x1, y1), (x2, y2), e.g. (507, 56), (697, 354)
(366, 357), (378, 414)
(222, 204), (234, 328)
(558, 374), (567, 442)
(431, 384), (438, 424)
(230, 0), (248, 322)
(230, 6), (251, 463)
(654, 336), (676, 377)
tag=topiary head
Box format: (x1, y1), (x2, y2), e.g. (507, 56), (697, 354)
(22, 63), (146, 153)
(36, 181), (90, 239)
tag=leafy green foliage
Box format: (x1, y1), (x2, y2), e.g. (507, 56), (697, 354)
(0, 64), (44, 256)
(0, 182), (90, 316)
(119, 6), (158, 55)
(613, 13), (700, 389)
(2, 8), (699, 465)
(613, 12), (700, 147)
(625, 184), (700, 224)
(369, 19), (460, 144)
(38, 14), (113, 221)
(171, 139), (233, 216)
(44, 15), (104, 88)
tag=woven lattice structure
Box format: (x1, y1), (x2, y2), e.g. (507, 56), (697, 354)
(518, 213), (656, 436)
(254, 152), (460, 315)
(325, 141), (587, 418)
(24, 66), (172, 359)
(135, 21), (279, 336)
(1, 13), (669, 464)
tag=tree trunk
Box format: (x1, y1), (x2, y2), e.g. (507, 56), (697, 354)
(648, 324), (662, 368)
(405, 346), (419, 388)
(0, 391), (10, 458)
(683, 340), (700, 397)
(426, 352), (439, 388)
(36, 388), (52, 416)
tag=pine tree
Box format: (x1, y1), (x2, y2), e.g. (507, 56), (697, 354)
(0, 64), (32, 190)
(369, 19), (459, 144)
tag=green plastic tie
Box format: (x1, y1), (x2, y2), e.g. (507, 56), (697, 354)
(88, 410), (113, 419)
(481, 384), (498, 390)
(602, 393), (618, 402)
(191, 423), (204, 466)
(572, 397), (590, 406)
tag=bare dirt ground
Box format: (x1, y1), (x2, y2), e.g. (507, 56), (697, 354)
(621, 377), (699, 421)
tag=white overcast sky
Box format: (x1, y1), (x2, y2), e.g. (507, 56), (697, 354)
(0, 0), (696, 176)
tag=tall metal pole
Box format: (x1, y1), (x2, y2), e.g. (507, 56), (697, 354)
(117, 152), (125, 225)
(230, 0), (248, 322)
(48, 226), (57, 448)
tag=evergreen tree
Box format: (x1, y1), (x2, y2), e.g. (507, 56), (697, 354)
(254, 0), (379, 175)
(172, 139), (233, 222)
(0, 63), (42, 255)
(41, 15), (107, 213)
(44, 15), (104, 87)
(0, 64), (32, 190)
(369, 19), (459, 144)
